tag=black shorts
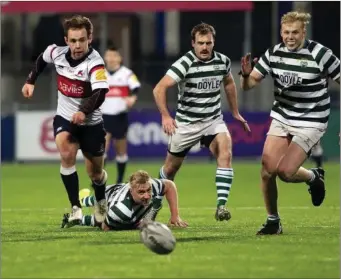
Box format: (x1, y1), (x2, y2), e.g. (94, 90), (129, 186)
(102, 113), (128, 139)
(53, 115), (106, 157)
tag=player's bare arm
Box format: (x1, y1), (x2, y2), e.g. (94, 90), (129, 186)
(153, 75), (178, 135)
(223, 73), (251, 133)
(240, 53), (262, 91)
(22, 53), (48, 98)
(162, 180), (188, 228)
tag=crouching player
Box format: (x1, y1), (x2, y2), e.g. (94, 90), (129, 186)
(61, 170), (188, 230)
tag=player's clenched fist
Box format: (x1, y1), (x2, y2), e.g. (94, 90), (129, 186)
(71, 111), (86, 125)
(22, 83), (35, 99)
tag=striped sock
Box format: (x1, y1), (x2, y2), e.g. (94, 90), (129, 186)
(159, 166), (169, 180)
(80, 195), (96, 207)
(82, 215), (95, 226)
(216, 168), (234, 207)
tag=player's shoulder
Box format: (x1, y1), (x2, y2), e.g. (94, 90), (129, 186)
(305, 39), (330, 55)
(214, 51), (231, 64)
(150, 178), (163, 185)
(268, 42), (285, 56)
(45, 44), (69, 58)
(118, 65), (133, 75)
(174, 50), (197, 65)
(150, 178), (167, 188)
(87, 48), (105, 65)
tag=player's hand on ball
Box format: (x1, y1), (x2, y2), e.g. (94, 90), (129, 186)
(22, 83), (35, 99)
(232, 112), (251, 133)
(71, 111), (86, 125)
(162, 115), (177, 135)
(168, 216), (188, 228)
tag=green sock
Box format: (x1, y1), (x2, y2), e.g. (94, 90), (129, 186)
(216, 168), (234, 207)
(81, 215), (95, 226)
(81, 195), (96, 207)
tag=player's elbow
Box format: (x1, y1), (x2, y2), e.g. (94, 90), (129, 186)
(153, 84), (161, 98)
(163, 180), (177, 194)
(153, 82), (167, 98)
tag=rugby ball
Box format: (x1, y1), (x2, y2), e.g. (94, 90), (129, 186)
(140, 221), (176, 255)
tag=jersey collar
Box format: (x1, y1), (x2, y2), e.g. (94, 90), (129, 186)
(65, 46), (94, 67)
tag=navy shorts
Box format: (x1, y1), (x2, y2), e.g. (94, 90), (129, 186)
(53, 115), (106, 157)
(102, 113), (128, 139)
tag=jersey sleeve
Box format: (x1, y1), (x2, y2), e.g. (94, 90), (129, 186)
(254, 48), (272, 77)
(88, 56), (109, 91)
(127, 72), (141, 90)
(151, 178), (165, 199)
(42, 44), (58, 64)
(166, 55), (191, 83)
(320, 49), (340, 81)
(221, 54), (231, 76)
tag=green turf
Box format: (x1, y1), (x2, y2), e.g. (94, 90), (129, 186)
(1, 161), (340, 278)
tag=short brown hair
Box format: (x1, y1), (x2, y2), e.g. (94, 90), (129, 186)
(63, 15), (93, 37)
(191, 22), (216, 41)
(281, 11), (311, 29)
(129, 170), (151, 188)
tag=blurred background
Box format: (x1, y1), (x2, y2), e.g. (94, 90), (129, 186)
(1, 1), (340, 162)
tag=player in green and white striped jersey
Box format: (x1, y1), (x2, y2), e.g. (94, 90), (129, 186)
(153, 23), (250, 222)
(240, 11), (340, 235)
(61, 170), (188, 230)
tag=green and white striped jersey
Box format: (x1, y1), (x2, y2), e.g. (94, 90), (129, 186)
(166, 50), (231, 123)
(255, 40), (340, 129)
(104, 178), (165, 230)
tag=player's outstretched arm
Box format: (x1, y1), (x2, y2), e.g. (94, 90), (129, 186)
(162, 180), (188, 228)
(22, 53), (48, 99)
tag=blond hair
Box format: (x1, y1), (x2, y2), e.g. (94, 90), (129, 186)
(281, 11), (311, 29)
(129, 170), (151, 187)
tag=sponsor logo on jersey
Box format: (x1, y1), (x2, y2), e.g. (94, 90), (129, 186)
(95, 69), (107, 81)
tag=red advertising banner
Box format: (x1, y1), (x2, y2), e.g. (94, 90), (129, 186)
(1, 1), (253, 13)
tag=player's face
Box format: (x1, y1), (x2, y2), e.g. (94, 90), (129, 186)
(65, 28), (92, 60)
(130, 183), (152, 206)
(104, 50), (122, 70)
(280, 21), (306, 51)
(192, 32), (214, 61)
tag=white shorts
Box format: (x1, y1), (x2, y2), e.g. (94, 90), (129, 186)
(267, 119), (326, 153)
(168, 115), (229, 155)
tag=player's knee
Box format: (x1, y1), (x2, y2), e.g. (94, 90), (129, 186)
(59, 150), (76, 166)
(261, 155), (277, 179)
(276, 164), (295, 182)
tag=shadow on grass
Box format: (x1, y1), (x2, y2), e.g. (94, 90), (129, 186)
(84, 235), (244, 246)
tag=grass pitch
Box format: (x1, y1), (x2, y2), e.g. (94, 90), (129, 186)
(1, 161), (340, 278)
